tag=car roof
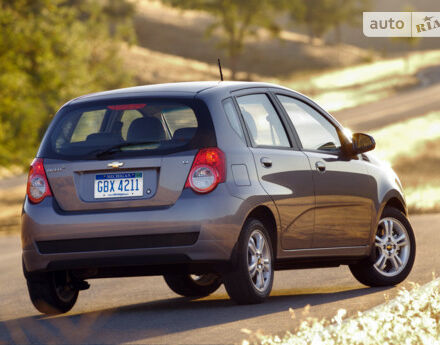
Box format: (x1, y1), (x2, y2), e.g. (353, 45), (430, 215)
(68, 81), (293, 105)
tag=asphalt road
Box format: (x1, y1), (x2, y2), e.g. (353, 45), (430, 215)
(0, 213), (439, 344)
(333, 82), (440, 131)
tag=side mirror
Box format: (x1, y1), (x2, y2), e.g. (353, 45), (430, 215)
(352, 133), (375, 154)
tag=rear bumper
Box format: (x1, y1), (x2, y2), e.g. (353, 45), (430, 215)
(21, 185), (247, 274)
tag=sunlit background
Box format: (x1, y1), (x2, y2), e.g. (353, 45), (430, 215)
(2, 0), (440, 234)
(1, 1), (440, 344)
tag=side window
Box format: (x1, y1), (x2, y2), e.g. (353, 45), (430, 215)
(222, 98), (245, 141)
(277, 95), (341, 152)
(236, 94), (290, 148)
(70, 110), (106, 143)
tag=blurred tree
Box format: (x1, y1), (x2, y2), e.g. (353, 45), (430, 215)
(0, 0), (133, 167)
(287, 0), (333, 43)
(287, 0), (371, 44)
(332, 0), (371, 44)
(102, 0), (137, 43)
(160, 0), (284, 80)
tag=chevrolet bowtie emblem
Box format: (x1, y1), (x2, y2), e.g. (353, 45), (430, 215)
(107, 161), (124, 168)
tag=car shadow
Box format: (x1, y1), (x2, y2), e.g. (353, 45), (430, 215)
(0, 285), (391, 344)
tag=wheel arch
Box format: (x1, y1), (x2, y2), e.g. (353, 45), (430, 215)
(384, 197), (407, 216)
(244, 205), (278, 255)
(368, 190), (408, 257)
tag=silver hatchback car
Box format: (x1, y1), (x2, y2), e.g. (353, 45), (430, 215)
(22, 81), (416, 314)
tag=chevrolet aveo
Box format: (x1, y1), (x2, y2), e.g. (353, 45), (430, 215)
(22, 81), (416, 314)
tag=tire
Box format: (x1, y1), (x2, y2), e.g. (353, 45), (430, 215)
(163, 273), (222, 298)
(349, 207), (416, 287)
(24, 265), (79, 315)
(223, 218), (274, 304)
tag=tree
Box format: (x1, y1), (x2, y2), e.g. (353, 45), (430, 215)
(0, 0), (133, 167)
(287, 0), (334, 43)
(331, 0), (371, 44)
(160, 0), (282, 80)
(287, 0), (371, 44)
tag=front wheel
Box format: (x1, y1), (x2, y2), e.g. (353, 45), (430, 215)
(223, 219), (274, 304)
(350, 207), (416, 286)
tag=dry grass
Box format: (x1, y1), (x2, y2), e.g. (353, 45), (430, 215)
(120, 44), (254, 84)
(124, 1), (440, 112)
(121, 39), (440, 112)
(246, 278), (440, 345)
(130, 0), (374, 79)
(370, 112), (440, 213)
(283, 50), (440, 112)
(0, 184), (24, 234)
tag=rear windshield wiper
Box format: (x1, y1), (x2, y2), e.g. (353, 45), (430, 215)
(93, 141), (161, 158)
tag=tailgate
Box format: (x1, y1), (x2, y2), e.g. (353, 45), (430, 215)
(45, 152), (196, 212)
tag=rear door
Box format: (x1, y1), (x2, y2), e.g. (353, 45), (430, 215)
(42, 99), (213, 212)
(275, 93), (374, 248)
(234, 91), (315, 250)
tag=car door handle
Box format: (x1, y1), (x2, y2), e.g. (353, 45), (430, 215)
(315, 161), (326, 172)
(260, 157), (272, 168)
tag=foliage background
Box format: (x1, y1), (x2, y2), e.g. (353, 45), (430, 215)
(0, 0), (134, 166)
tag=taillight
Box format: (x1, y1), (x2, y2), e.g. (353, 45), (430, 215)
(185, 148), (226, 194)
(26, 158), (52, 203)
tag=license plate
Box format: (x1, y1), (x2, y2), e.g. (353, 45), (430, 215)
(94, 172), (143, 198)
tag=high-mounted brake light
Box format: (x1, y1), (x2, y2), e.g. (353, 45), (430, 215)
(107, 104), (146, 110)
(185, 148), (226, 194)
(26, 158), (52, 204)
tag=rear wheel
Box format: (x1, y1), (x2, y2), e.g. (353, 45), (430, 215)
(224, 219), (274, 304)
(163, 273), (222, 298)
(24, 269), (79, 315)
(350, 207), (416, 286)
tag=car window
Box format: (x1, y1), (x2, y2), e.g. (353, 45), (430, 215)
(277, 95), (341, 152)
(50, 102), (200, 158)
(162, 107), (198, 136)
(236, 94), (290, 148)
(70, 110), (106, 143)
(120, 110), (144, 140)
(222, 98), (245, 141)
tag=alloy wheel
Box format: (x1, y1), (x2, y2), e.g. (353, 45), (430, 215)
(248, 229), (272, 292)
(374, 217), (410, 277)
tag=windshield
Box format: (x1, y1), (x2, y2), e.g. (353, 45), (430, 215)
(40, 98), (215, 160)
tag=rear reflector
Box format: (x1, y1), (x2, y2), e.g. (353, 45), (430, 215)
(107, 104), (146, 110)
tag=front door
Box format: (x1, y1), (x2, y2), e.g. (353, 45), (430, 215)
(275, 94), (375, 248)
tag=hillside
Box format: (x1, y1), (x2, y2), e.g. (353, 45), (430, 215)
(129, 0), (376, 79)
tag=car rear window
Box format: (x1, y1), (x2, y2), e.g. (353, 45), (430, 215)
(39, 98), (216, 160)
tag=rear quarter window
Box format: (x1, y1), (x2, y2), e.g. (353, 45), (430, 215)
(222, 98), (245, 141)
